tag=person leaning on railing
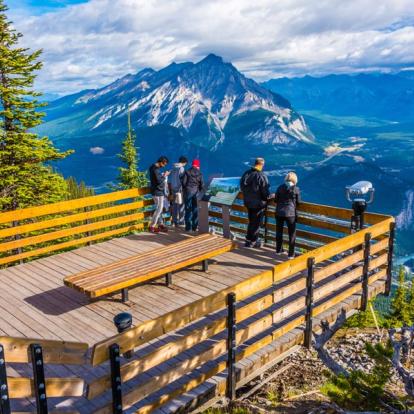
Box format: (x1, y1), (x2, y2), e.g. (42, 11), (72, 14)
(240, 157), (270, 248)
(274, 172), (301, 259)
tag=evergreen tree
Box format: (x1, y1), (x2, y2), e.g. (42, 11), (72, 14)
(408, 274), (414, 323)
(115, 109), (147, 190)
(388, 266), (411, 327)
(66, 177), (94, 199)
(0, 0), (71, 211)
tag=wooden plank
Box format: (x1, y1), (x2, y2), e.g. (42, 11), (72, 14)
(0, 223), (145, 265)
(91, 269), (274, 365)
(313, 268), (387, 317)
(8, 377), (84, 398)
(0, 199), (150, 239)
(314, 250), (364, 283)
(297, 216), (351, 234)
(0, 212), (146, 252)
(369, 253), (388, 271)
(0, 188), (150, 224)
(0, 337), (88, 364)
(371, 237), (389, 255)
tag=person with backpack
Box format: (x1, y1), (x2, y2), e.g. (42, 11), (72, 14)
(274, 172), (301, 259)
(240, 157), (270, 248)
(149, 155), (170, 233)
(182, 159), (204, 232)
(169, 156), (188, 227)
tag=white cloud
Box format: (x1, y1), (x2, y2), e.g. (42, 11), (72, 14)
(7, 0), (414, 94)
(89, 146), (105, 154)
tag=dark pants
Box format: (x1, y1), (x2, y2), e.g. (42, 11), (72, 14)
(185, 195), (198, 231)
(276, 216), (296, 257)
(246, 208), (265, 243)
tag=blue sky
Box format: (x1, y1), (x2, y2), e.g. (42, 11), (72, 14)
(5, 0), (414, 95)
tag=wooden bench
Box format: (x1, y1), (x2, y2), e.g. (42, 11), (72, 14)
(64, 233), (236, 302)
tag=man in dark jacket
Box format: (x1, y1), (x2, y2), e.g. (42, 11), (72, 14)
(149, 156), (170, 233)
(240, 157), (270, 247)
(182, 159), (204, 232)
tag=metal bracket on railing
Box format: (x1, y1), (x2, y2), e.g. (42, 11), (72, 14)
(361, 232), (372, 311)
(385, 222), (396, 296)
(109, 344), (123, 414)
(226, 292), (236, 401)
(30, 344), (48, 414)
(304, 257), (315, 349)
(0, 343), (11, 414)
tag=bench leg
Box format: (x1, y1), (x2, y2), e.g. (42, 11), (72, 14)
(202, 259), (209, 272)
(121, 288), (129, 303)
(166, 273), (172, 286)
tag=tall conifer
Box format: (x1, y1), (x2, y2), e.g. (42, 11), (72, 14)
(115, 109), (147, 190)
(0, 0), (71, 211)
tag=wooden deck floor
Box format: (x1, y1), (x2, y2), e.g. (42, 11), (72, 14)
(0, 229), (284, 344)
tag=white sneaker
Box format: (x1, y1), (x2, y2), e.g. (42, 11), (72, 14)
(288, 255), (295, 260)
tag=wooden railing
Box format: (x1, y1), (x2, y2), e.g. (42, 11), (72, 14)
(0, 337), (88, 413)
(0, 189), (395, 413)
(0, 188), (153, 266)
(80, 215), (393, 414)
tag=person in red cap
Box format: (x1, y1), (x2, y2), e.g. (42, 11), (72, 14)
(182, 159), (204, 232)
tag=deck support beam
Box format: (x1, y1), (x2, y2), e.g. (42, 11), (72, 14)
(226, 292), (236, 401)
(109, 344), (123, 414)
(385, 222), (396, 296)
(0, 343), (10, 414)
(304, 257), (315, 349)
(30, 344), (48, 414)
(361, 232), (372, 311)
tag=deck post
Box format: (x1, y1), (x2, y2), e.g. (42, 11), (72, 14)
(222, 205), (231, 239)
(0, 344), (11, 414)
(30, 344), (48, 414)
(361, 232), (372, 311)
(109, 344), (123, 414)
(385, 222), (396, 296)
(226, 292), (236, 401)
(198, 200), (210, 234)
(263, 205), (269, 245)
(121, 288), (129, 303)
(166, 272), (172, 286)
(202, 259), (209, 272)
(304, 257), (315, 349)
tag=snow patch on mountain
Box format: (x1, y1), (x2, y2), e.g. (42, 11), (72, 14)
(396, 189), (414, 229)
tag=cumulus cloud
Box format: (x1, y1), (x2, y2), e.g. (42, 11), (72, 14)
(7, 0), (414, 94)
(89, 146), (105, 155)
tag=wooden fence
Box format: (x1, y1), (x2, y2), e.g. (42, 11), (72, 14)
(0, 188), (152, 266)
(0, 189), (396, 413)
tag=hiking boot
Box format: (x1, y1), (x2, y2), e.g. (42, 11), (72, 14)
(245, 241), (253, 248)
(158, 224), (169, 233)
(253, 240), (263, 248)
(149, 225), (160, 234)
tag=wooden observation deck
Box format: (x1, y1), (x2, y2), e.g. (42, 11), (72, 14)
(0, 188), (395, 413)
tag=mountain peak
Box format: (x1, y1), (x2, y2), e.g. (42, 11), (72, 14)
(199, 53), (224, 65)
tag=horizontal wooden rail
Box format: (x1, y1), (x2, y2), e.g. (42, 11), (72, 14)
(0, 337), (88, 364)
(8, 377), (84, 398)
(0, 188), (149, 225)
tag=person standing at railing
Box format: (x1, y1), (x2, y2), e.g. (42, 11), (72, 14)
(149, 156), (170, 233)
(274, 172), (301, 259)
(182, 159), (204, 232)
(169, 156), (188, 227)
(240, 158), (270, 248)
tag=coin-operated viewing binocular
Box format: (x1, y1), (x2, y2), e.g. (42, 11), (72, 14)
(345, 181), (375, 231)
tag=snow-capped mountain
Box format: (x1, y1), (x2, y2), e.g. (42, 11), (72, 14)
(43, 54), (313, 151)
